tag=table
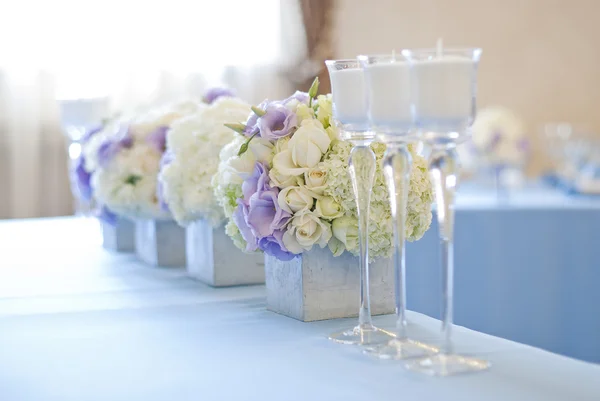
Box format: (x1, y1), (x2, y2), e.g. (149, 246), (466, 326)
(0, 218), (599, 401)
(407, 185), (600, 363)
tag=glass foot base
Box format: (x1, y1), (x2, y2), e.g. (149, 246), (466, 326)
(328, 325), (394, 345)
(364, 338), (438, 360)
(405, 353), (491, 376)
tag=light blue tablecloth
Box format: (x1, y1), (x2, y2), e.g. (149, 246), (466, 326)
(0, 218), (599, 401)
(407, 186), (600, 363)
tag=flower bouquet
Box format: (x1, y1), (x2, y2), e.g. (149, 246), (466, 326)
(87, 99), (202, 266)
(215, 79), (433, 321)
(157, 90), (265, 286)
(470, 107), (530, 193)
(72, 117), (137, 252)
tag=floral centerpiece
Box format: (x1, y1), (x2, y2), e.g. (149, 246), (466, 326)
(214, 79), (434, 263)
(157, 90), (266, 285)
(157, 91), (250, 226)
(470, 106), (530, 190)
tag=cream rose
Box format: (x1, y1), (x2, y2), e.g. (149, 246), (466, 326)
(269, 168), (304, 189)
(288, 119), (331, 168)
(249, 137), (274, 164)
(304, 166), (327, 195)
(315, 197), (343, 220)
(282, 211), (332, 253)
(332, 215), (359, 251)
(278, 186), (314, 214)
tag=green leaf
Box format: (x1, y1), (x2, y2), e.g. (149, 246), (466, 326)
(124, 174), (142, 186)
(251, 106), (267, 117)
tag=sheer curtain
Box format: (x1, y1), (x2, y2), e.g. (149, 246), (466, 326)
(0, 0), (302, 219)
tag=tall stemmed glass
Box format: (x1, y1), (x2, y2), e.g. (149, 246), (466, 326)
(357, 54), (438, 358)
(325, 59), (394, 345)
(402, 47), (491, 375)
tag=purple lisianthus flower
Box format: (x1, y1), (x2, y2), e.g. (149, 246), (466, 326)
(73, 155), (92, 201)
(258, 229), (296, 261)
(246, 189), (290, 237)
(242, 162), (270, 202)
(486, 131), (502, 152)
(203, 87), (236, 104)
(157, 150), (175, 211)
(81, 124), (104, 143)
(282, 90), (309, 106)
(146, 126), (169, 153)
(97, 125), (133, 168)
(517, 138), (531, 153)
(232, 200), (258, 252)
(97, 205), (118, 226)
(257, 103), (297, 140)
(243, 99), (270, 137)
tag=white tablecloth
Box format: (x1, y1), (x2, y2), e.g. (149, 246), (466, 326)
(0, 218), (599, 401)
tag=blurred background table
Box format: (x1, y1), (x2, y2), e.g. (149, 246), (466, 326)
(407, 184), (600, 363)
(0, 218), (599, 401)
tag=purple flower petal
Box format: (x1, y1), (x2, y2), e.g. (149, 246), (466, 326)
(146, 126), (169, 153)
(81, 124), (104, 143)
(282, 91), (309, 106)
(73, 155), (92, 201)
(242, 162), (270, 202)
(232, 200), (258, 252)
(257, 103), (297, 140)
(243, 99), (270, 137)
(203, 87), (236, 104)
(258, 230), (296, 261)
(97, 125), (133, 167)
(96, 205), (118, 226)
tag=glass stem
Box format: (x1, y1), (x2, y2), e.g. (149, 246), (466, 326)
(348, 144), (376, 329)
(429, 147), (458, 355)
(383, 143), (412, 340)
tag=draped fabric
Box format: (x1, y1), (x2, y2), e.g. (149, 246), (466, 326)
(294, 0), (336, 93)
(0, 0), (293, 219)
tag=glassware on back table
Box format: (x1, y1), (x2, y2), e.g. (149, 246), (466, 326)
(402, 47), (491, 376)
(358, 53), (438, 359)
(325, 59), (394, 345)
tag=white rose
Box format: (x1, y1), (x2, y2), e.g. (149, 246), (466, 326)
(315, 197), (343, 220)
(275, 137), (290, 153)
(288, 119), (331, 168)
(249, 137), (274, 164)
(332, 215), (359, 251)
(304, 166), (327, 195)
(296, 103), (315, 123)
(327, 236), (345, 257)
(278, 186), (314, 214)
(269, 168), (304, 188)
(222, 148), (257, 185)
(282, 211), (332, 253)
(272, 149), (309, 176)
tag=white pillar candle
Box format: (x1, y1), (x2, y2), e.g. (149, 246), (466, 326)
(411, 56), (475, 126)
(363, 62), (411, 131)
(328, 68), (368, 128)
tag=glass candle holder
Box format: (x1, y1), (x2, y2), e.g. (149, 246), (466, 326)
(325, 59), (393, 346)
(402, 47), (490, 376)
(358, 53), (438, 359)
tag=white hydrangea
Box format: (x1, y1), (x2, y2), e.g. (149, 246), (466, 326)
(92, 143), (170, 220)
(320, 140), (433, 259)
(159, 97), (251, 226)
(92, 100), (201, 220)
